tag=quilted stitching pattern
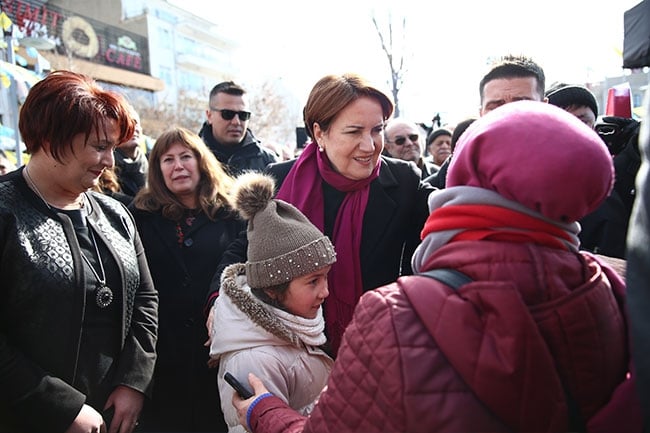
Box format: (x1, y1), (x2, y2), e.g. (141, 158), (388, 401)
(250, 240), (626, 433)
(302, 285), (509, 433)
(306, 287), (405, 432)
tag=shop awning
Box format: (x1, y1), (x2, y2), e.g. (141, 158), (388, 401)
(43, 52), (165, 92)
(0, 61), (41, 99)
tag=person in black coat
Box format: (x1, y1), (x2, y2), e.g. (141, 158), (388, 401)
(114, 106), (148, 197)
(424, 117), (476, 189)
(0, 70), (157, 433)
(579, 115), (641, 258)
(131, 127), (246, 432)
(626, 87), (650, 428)
(198, 81), (278, 176)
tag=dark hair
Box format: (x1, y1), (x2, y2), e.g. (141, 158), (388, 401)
(450, 118), (477, 152)
(303, 73), (394, 139)
(545, 82), (599, 119)
(209, 81), (246, 100)
(251, 281), (291, 310)
(479, 55), (545, 103)
(19, 70), (135, 163)
(133, 127), (234, 220)
(425, 128), (452, 148)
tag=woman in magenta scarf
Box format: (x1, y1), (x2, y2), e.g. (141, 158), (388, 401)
(272, 73), (433, 355)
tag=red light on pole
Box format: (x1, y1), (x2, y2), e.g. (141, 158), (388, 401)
(605, 83), (633, 118)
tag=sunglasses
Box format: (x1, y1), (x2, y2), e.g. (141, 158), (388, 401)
(389, 134), (419, 146)
(210, 108), (251, 121)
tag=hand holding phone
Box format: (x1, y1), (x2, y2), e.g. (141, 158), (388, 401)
(102, 406), (114, 427)
(224, 372), (254, 399)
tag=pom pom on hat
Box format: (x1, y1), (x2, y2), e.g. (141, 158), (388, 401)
(232, 172), (336, 289)
(447, 101), (614, 223)
(233, 173), (275, 220)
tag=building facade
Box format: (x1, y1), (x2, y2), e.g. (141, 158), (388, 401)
(0, 0), (237, 141)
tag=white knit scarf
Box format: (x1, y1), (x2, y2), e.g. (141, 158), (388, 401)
(268, 305), (327, 347)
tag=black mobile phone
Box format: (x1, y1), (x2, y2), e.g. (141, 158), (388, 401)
(224, 372), (254, 399)
(102, 406), (115, 427)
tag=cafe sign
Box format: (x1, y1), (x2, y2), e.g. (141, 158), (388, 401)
(2, 0), (151, 74)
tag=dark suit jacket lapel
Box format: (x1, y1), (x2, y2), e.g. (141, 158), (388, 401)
(362, 159), (400, 255)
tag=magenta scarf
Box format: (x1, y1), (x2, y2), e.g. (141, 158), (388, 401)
(277, 141), (379, 355)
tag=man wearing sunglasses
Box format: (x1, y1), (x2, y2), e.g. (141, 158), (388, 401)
(384, 118), (438, 179)
(199, 81), (278, 175)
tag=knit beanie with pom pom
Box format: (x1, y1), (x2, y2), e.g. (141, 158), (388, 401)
(233, 172), (336, 289)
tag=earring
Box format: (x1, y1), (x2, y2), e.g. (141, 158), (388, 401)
(318, 146), (324, 152)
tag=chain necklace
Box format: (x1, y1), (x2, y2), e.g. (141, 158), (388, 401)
(23, 165), (85, 210)
(23, 166), (111, 308)
(81, 228), (114, 308)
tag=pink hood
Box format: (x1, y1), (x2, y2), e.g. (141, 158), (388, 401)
(448, 101), (614, 223)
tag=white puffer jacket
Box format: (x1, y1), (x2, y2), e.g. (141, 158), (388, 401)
(210, 263), (333, 433)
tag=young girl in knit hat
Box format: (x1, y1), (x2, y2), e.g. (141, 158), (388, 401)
(209, 172), (336, 433)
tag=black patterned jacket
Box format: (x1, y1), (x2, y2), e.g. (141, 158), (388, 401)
(0, 169), (158, 433)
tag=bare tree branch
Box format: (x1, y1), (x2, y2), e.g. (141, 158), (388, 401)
(372, 12), (407, 117)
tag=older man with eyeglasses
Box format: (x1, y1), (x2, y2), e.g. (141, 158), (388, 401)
(199, 81), (278, 175)
(384, 118), (438, 179)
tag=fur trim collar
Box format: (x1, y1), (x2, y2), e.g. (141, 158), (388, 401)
(221, 263), (317, 348)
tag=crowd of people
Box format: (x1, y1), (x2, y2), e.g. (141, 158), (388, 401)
(0, 51), (648, 433)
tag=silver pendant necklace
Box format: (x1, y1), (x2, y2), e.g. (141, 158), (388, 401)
(81, 228), (114, 309)
(23, 166), (112, 308)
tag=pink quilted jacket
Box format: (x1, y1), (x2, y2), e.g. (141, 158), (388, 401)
(248, 241), (628, 433)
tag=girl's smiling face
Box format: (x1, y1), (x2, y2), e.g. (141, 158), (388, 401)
(268, 265), (331, 319)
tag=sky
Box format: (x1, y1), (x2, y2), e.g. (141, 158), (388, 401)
(169, 0), (643, 126)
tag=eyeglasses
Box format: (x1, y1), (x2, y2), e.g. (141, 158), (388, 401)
(210, 108), (251, 121)
(388, 134), (419, 146)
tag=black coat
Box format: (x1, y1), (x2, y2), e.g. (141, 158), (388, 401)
(578, 130), (641, 259)
(131, 206), (245, 432)
(0, 171), (158, 433)
(626, 89), (650, 427)
(198, 124), (278, 176)
(114, 147), (148, 197)
(424, 155), (450, 189)
(267, 155), (434, 293)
